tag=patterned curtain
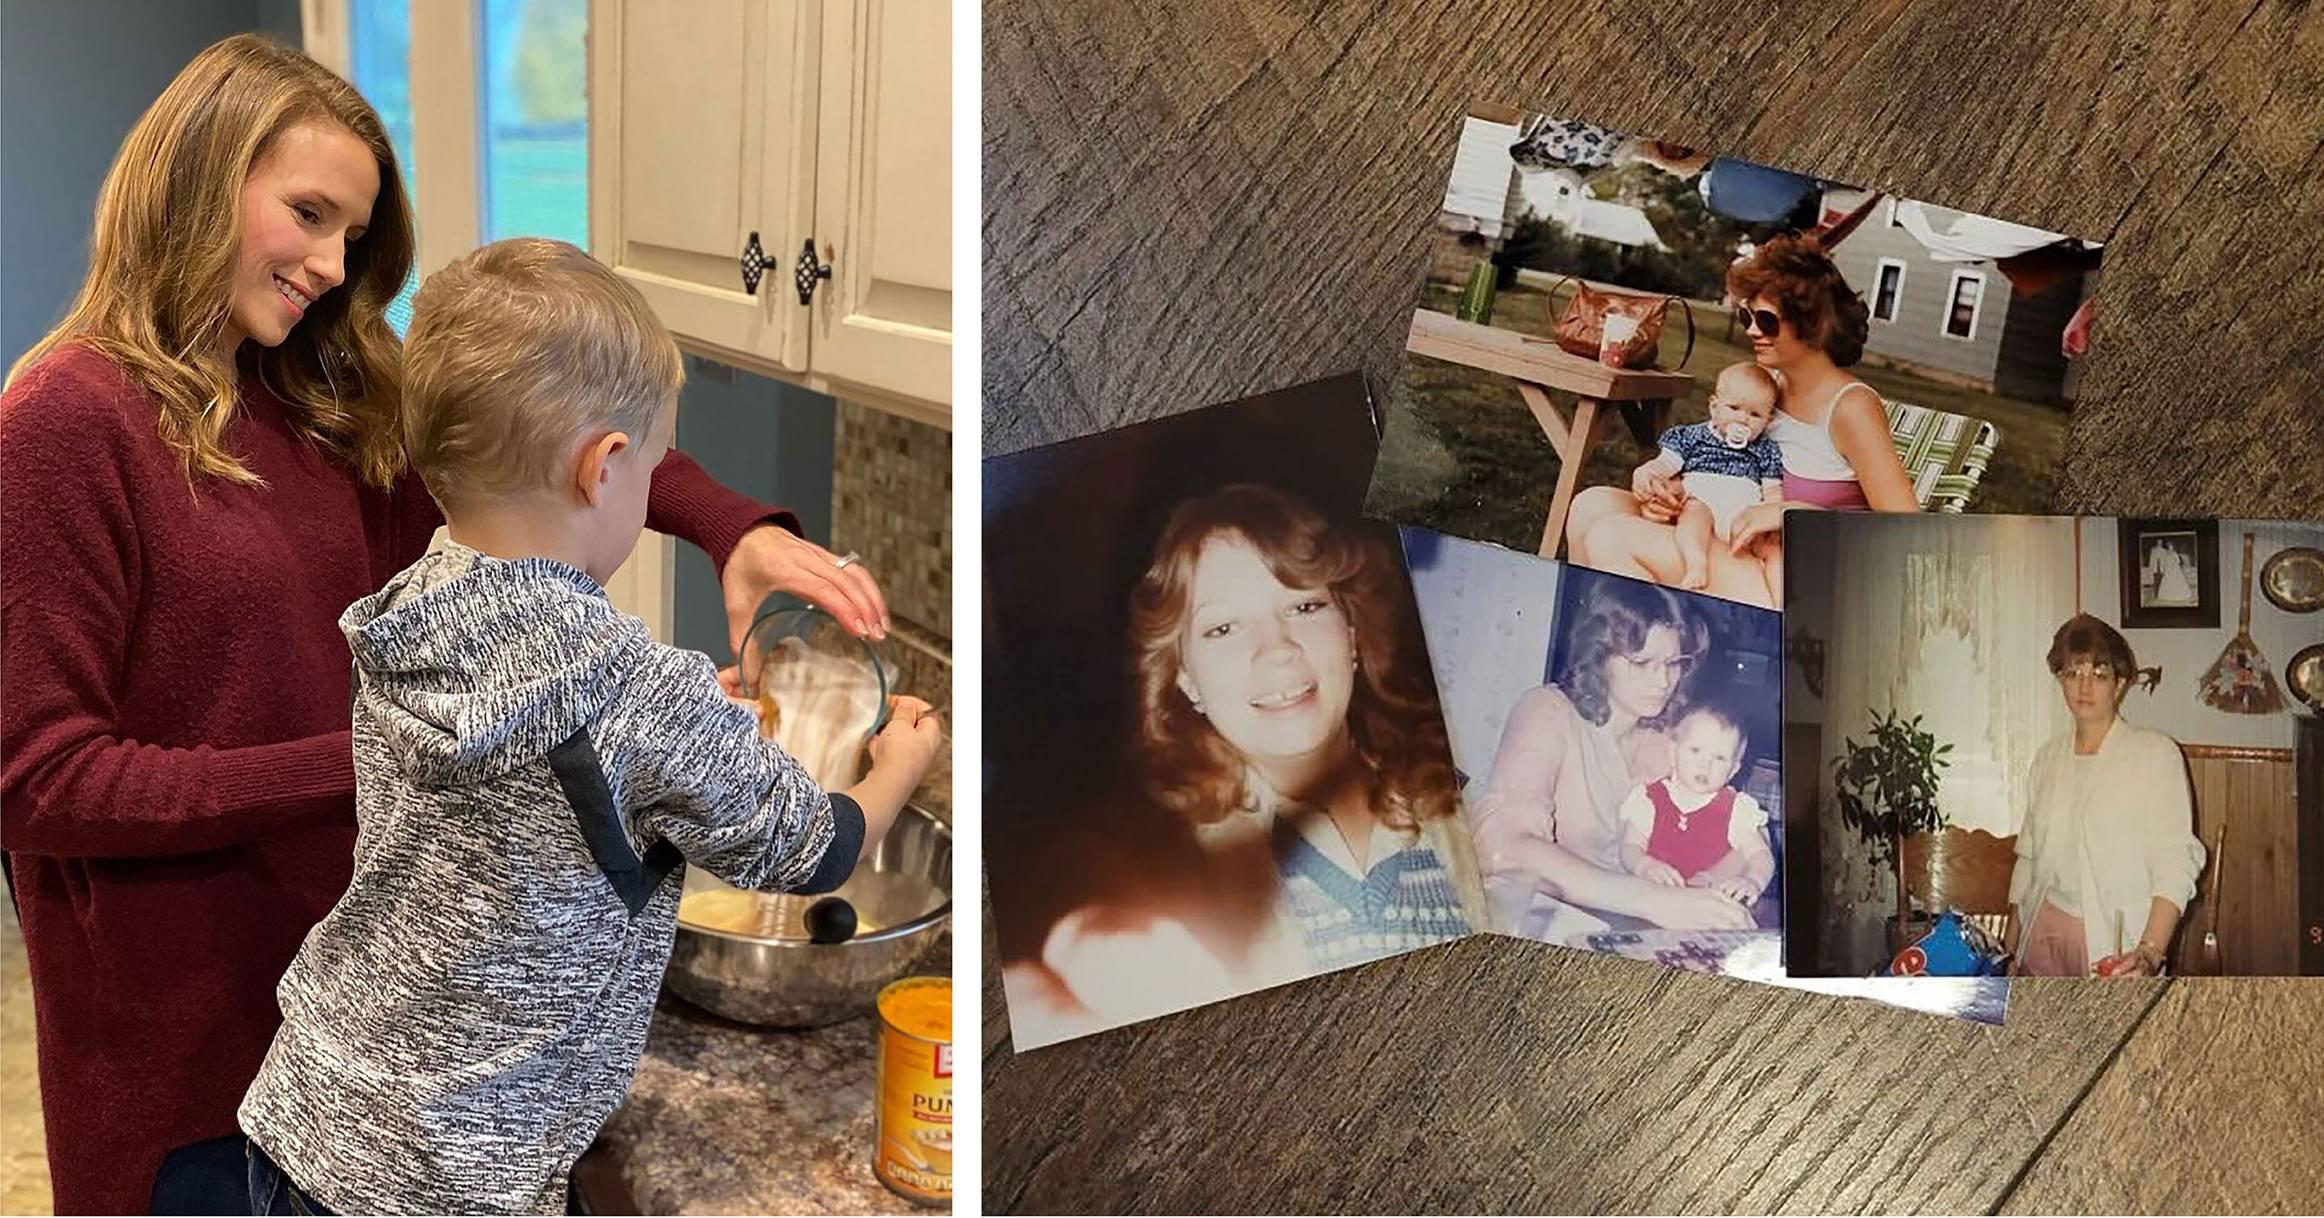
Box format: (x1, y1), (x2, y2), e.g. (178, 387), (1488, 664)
(1818, 516), (2076, 943)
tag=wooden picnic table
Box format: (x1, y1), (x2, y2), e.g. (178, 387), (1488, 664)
(1406, 309), (1696, 555)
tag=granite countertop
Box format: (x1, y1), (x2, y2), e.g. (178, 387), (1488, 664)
(577, 936), (952, 1216)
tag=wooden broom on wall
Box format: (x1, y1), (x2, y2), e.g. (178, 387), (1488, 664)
(2200, 533), (2286, 714)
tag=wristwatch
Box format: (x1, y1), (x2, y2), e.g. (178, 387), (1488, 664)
(2133, 941), (2166, 971)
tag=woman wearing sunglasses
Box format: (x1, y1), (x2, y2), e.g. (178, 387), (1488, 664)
(2005, 614), (2204, 977)
(1566, 234), (1921, 607)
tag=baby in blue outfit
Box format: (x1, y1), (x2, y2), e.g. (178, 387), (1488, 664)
(1630, 362), (1784, 598)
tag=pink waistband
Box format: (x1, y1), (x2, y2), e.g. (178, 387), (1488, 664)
(1783, 472), (1870, 510)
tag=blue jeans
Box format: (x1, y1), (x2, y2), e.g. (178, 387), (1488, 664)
(246, 1139), (334, 1216)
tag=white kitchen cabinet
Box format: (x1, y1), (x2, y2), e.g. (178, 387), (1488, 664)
(807, 0), (952, 413)
(587, 0), (950, 424)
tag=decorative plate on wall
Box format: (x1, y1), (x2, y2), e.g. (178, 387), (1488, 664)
(2260, 546), (2324, 614)
(2287, 643), (2324, 711)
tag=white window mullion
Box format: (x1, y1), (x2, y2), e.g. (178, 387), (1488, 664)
(407, 0), (483, 280)
(300, 0), (353, 74)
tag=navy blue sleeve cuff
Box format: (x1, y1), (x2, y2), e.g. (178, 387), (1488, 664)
(797, 792), (866, 893)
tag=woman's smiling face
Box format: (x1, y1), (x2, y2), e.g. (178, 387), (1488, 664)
(225, 120), (379, 353)
(1605, 623), (1689, 724)
(1174, 534), (1356, 765)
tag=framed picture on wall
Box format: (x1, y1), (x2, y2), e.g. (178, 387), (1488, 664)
(2119, 518), (2221, 628)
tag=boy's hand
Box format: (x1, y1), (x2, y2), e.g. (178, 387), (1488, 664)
(868, 695), (943, 779)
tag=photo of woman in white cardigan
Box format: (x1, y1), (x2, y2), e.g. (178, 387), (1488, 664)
(2006, 614), (2207, 977)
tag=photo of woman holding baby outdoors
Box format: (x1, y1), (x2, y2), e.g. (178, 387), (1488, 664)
(1372, 109), (2105, 614)
(1565, 235), (1922, 607)
(0, 34), (896, 1215)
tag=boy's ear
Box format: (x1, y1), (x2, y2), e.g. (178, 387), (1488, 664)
(574, 430), (632, 507)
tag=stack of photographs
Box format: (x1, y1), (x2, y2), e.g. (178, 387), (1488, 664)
(984, 103), (2320, 1050)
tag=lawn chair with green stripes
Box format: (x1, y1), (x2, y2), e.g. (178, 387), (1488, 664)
(1883, 399), (1999, 513)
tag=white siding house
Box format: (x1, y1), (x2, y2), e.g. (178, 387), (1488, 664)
(1824, 187), (2088, 401)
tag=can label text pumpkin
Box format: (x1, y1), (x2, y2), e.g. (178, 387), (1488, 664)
(874, 976), (951, 1206)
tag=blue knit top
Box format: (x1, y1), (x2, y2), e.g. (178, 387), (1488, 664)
(1272, 816), (1473, 972)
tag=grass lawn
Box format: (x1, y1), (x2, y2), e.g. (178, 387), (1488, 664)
(1368, 283), (2069, 553)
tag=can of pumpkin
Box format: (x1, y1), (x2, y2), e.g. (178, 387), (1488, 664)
(873, 976), (952, 1206)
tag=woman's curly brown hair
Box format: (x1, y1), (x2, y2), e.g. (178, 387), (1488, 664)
(1556, 578), (1709, 729)
(1127, 484), (1455, 831)
(1726, 233), (1871, 367)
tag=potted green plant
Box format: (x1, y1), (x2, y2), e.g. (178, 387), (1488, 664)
(1830, 709), (1952, 943)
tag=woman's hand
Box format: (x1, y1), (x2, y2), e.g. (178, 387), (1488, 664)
(721, 523), (892, 655)
(1636, 858), (1687, 888)
(1726, 501), (1791, 554)
(2094, 943), (2164, 978)
(1640, 884), (1757, 931)
(1709, 875), (1760, 904)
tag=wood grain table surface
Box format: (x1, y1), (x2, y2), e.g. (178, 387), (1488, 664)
(982, 2), (2324, 1212)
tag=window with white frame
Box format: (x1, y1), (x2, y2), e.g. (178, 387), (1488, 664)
(305, 0), (587, 335)
(330, 0), (416, 332)
(1872, 258), (1906, 323)
(1942, 270), (1985, 341)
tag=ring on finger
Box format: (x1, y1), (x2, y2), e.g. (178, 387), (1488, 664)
(832, 550), (862, 571)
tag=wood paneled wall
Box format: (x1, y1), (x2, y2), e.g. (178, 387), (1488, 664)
(2177, 746), (2299, 977)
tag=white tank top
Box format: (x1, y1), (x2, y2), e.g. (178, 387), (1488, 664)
(1765, 374), (1882, 480)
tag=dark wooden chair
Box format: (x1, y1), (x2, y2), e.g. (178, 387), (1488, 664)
(1892, 828), (2018, 955)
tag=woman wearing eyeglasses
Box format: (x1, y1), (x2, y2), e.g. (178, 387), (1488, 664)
(2005, 614), (2205, 977)
(1567, 234), (1921, 607)
(1467, 577), (1758, 933)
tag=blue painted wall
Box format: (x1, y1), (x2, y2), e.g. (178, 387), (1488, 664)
(670, 356), (837, 663)
(2, 0), (302, 371)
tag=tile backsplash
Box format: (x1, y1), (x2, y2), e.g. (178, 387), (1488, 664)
(832, 401), (951, 640)
(832, 401), (951, 819)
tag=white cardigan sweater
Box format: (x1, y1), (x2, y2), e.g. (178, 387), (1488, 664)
(2008, 716), (2206, 969)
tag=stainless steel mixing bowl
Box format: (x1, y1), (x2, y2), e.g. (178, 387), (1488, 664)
(664, 804), (950, 1028)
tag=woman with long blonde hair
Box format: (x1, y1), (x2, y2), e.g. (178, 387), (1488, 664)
(0, 34), (885, 1213)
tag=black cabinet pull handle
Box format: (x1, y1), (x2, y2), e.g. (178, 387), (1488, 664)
(793, 239), (832, 305)
(739, 230), (773, 295)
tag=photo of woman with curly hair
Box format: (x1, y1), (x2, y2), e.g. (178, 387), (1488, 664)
(984, 378), (1483, 1050)
(1371, 107), (2103, 611)
(1566, 233), (1924, 606)
(1127, 484), (1478, 976)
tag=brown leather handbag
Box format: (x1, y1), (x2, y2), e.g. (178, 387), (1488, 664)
(1543, 277), (1696, 370)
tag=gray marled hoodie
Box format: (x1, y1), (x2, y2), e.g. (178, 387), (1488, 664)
(238, 540), (862, 1215)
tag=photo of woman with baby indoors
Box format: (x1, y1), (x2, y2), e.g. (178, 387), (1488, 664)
(984, 379), (1484, 1050)
(1399, 535), (1785, 944)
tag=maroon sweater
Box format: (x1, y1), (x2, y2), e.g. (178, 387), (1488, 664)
(0, 344), (796, 1215)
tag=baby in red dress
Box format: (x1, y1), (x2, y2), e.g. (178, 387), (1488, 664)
(1617, 703), (1775, 908)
